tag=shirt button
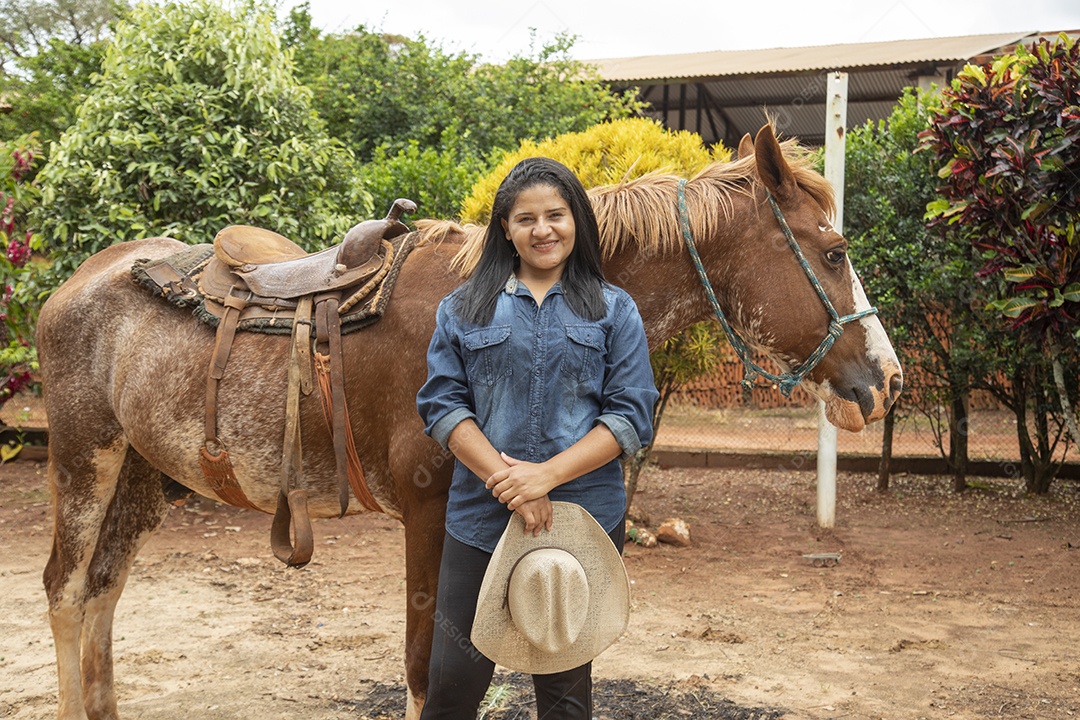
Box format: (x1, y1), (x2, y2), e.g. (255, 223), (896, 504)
(534, 368), (541, 376)
(535, 331), (542, 338)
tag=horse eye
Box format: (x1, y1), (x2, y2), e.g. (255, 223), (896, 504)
(825, 248), (846, 265)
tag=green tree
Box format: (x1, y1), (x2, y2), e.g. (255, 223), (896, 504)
(0, 0), (118, 69)
(35, 0), (370, 282)
(458, 32), (645, 160)
(0, 0), (124, 145)
(922, 33), (1080, 491)
(284, 5), (642, 220)
(844, 89), (987, 492)
(286, 6), (642, 162)
(845, 87), (1066, 494)
(285, 10), (475, 161)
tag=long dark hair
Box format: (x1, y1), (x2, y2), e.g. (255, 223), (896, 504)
(455, 157), (607, 325)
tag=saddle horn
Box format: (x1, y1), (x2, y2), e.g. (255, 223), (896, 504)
(336, 198), (416, 270)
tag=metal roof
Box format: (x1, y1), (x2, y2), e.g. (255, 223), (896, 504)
(591, 32), (1037, 82)
(589, 31), (1075, 147)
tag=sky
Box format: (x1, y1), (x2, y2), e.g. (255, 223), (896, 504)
(292, 0), (1080, 63)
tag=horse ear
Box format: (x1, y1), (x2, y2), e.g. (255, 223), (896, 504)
(737, 133), (754, 159)
(754, 125), (797, 200)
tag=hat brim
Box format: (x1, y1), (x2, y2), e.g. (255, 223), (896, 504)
(471, 502), (630, 674)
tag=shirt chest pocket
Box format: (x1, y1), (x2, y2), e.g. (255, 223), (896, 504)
(560, 323), (606, 384)
(462, 325), (512, 387)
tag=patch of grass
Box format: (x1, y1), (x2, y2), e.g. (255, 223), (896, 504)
(478, 682), (515, 720)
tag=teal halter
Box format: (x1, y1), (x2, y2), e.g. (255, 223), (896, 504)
(676, 178), (878, 398)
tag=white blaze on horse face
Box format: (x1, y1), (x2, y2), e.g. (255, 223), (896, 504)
(847, 257), (899, 371)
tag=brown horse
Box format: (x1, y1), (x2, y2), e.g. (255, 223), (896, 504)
(37, 126), (901, 720)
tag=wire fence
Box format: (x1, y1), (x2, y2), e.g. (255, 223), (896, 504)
(658, 353), (1071, 465)
(655, 402), (1035, 462)
(1, 379), (1068, 467)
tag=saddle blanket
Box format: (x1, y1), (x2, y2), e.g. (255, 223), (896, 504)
(131, 233), (418, 335)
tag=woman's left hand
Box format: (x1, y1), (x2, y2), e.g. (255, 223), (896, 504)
(485, 452), (560, 510)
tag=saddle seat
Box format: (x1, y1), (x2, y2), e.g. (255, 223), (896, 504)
(214, 226), (307, 266)
(211, 198), (416, 299)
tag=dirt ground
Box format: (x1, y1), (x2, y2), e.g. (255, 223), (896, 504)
(1, 459), (1078, 720)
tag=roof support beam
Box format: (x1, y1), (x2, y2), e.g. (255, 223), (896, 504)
(695, 83), (721, 144)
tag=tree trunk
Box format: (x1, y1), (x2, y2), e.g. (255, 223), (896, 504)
(1013, 366), (1038, 492)
(1029, 381), (1059, 495)
(948, 387), (969, 493)
(1047, 333), (1080, 449)
(624, 445), (650, 511)
(625, 385), (673, 512)
(877, 406), (895, 492)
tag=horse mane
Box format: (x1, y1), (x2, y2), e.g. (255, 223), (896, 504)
(442, 138), (834, 277)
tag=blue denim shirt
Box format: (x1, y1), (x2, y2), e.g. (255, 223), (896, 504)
(416, 277), (658, 552)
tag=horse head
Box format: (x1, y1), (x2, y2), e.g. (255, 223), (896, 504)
(731, 125), (902, 431)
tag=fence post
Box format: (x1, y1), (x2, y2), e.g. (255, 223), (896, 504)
(818, 71), (848, 528)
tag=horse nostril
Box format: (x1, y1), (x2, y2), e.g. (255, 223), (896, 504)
(888, 374), (903, 403)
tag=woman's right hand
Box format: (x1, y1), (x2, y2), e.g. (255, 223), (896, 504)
(515, 496), (553, 536)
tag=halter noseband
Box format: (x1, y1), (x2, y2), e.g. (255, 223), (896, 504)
(676, 178), (878, 398)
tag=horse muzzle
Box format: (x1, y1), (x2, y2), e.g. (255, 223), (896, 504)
(822, 362), (903, 432)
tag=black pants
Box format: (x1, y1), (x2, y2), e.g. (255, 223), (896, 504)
(419, 523), (625, 720)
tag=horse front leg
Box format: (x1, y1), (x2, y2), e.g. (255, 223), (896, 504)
(402, 494), (448, 720)
(79, 449), (170, 720)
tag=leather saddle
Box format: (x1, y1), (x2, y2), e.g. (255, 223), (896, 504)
(187, 199), (416, 569)
(203, 199), (414, 303)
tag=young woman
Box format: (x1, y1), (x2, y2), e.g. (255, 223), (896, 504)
(415, 157), (658, 719)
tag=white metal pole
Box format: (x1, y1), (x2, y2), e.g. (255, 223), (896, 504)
(817, 71), (848, 528)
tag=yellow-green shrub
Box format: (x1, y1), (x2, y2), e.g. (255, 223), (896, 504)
(459, 118), (729, 224)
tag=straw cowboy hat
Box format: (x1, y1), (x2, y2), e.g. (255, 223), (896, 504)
(471, 501), (631, 674)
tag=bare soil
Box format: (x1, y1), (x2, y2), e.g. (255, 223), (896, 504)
(1, 460), (1078, 719)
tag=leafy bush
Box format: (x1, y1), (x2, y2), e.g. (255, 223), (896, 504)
(922, 33), (1080, 336)
(35, 0), (371, 281)
(359, 129), (486, 221)
(920, 33), (1080, 488)
(0, 134), (44, 410)
(460, 117), (730, 224)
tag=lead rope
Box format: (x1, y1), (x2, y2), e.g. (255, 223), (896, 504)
(676, 179), (877, 397)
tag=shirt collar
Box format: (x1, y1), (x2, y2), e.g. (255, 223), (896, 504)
(504, 274), (564, 298)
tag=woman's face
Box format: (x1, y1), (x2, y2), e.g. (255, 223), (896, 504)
(500, 183), (576, 282)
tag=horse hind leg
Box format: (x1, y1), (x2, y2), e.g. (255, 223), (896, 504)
(44, 438), (169, 720)
(45, 430), (128, 720)
(81, 448), (170, 720)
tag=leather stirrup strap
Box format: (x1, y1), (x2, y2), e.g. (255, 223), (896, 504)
(271, 295), (315, 568)
(314, 354), (381, 513)
(199, 288), (260, 512)
(270, 488), (313, 568)
(315, 294), (351, 517)
(282, 295), (313, 491)
(313, 295), (382, 514)
(204, 290), (246, 443)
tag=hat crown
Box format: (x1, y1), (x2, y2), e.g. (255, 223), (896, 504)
(471, 502), (630, 675)
(507, 548), (590, 654)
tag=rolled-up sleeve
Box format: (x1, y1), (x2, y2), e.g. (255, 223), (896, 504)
(416, 297), (477, 450)
(596, 295), (659, 460)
